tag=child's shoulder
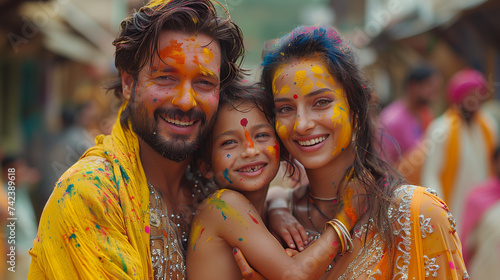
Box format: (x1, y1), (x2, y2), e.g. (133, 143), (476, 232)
(199, 189), (253, 214)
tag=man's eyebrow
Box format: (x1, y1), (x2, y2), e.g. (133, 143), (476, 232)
(274, 88), (333, 103)
(199, 67), (219, 80)
(151, 65), (176, 73)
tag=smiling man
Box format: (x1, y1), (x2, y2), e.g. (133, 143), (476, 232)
(28, 1), (244, 279)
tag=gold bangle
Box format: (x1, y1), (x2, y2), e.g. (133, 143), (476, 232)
(325, 220), (346, 254)
(332, 219), (354, 253)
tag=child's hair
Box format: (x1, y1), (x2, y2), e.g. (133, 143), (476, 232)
(195, 81), (275, 174)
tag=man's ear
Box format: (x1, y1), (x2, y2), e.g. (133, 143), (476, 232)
(121, 71), (134, 100)
(197, 158), (214, 180)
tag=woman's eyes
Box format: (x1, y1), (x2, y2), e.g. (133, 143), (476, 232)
(276, 106), (293, 114)
(314, 98), (334, 107)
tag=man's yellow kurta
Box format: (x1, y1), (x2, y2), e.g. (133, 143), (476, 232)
(29, 103), (153, 279)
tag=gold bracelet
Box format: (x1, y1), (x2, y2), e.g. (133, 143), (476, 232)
(332, 219), (353, 253)
(325, 220), (346, 254)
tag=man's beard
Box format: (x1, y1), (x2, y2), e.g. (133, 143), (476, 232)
(129, 100), (213, 162)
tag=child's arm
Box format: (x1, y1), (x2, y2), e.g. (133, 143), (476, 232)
(194, 189), (351, 280)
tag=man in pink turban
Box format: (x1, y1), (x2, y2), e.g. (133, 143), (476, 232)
(421, 68), (497, 229)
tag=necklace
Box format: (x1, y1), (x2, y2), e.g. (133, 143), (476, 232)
(308, 192), (338, 201)
(148, 181), (193, 280)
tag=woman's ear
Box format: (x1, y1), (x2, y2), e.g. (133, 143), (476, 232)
(121, 71), (134, 100)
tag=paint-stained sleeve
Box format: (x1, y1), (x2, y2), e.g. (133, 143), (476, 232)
(28, 158), (143, 279)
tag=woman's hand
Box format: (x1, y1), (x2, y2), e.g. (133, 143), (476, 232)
(266, 186), (308, 251)
(267, 207), (309, 251)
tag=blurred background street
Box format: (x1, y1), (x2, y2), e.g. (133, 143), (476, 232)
(1, 0), (500, 278)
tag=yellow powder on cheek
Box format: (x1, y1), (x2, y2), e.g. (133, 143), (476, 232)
(267, 146), (277, 158)
(275, 121), (288, 140)
(330, 102), (352, 156)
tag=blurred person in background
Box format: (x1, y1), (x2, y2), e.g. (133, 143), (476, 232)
(379, 63), (441, 184)
(421, 68), (498, 229)
(460, 145), (500, 279)
(34, 101), (98, 221)
(1, 155), (39, 280)
(28, 0), (245, 279)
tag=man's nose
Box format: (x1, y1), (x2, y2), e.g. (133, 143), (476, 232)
(172, 85), (197, 111)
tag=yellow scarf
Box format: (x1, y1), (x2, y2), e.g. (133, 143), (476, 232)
(29, 101), (152, 279)
(440, 107), (495, 202)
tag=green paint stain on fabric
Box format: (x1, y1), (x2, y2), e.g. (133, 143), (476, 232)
(65, 184), (75, 196)
(119, 165), (130, 183)
(69, 233), (76, 240)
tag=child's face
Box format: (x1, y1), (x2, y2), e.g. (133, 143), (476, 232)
(209, 102), (280, 192)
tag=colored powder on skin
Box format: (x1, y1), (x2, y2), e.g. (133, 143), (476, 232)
(189, 220), (205, 251)
(226, 154), (230, 158)
(238, 238), (244, 241)
(244, 130), (254, 148)
(146, 81), (154, 88)
(206, 190), (247, 224)
(330, 100), (352, 156)
(280, 85), (290, 95)
(294, 70), (313, 95)
(311, 65), (324, 74)
(159, 39), (185, 65)
(248, 213), (259, 225)
(272, 66), (286, 95)
(267, 145), (277, 159)
(199, 66), (216, 77)
(240, 118), (248, 127)
(344, 188), (357, 222)
(223, 168), (233, 184)
(188, 88), (198, 107)
(293, 94), (298, 99)
(202, 47), (214, 63)
(275, 122), (288, 140)
(316, 81), (326, 88)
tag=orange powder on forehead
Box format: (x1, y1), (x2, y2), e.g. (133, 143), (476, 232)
(160, 39), (186, 65)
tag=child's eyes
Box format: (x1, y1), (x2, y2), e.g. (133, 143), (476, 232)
(255, 132), (271, 139)
(221, 139), (236, 146)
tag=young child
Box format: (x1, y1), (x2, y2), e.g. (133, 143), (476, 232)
(186, 83), (358, 280)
